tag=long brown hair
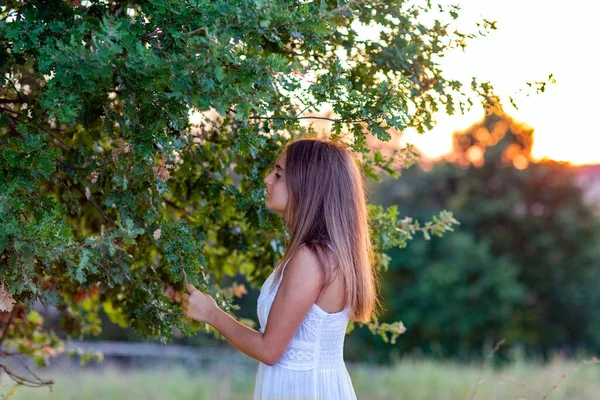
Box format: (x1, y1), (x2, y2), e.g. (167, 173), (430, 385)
(271, 137), (381, 323)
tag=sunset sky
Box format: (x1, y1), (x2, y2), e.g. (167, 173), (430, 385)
(192, 1), (599, 165)
(398, 0), (600, 166)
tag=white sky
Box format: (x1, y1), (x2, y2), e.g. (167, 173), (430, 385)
(396, 0), (600, 165)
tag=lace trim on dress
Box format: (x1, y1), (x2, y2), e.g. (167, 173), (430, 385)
(274, 338), (316, 370)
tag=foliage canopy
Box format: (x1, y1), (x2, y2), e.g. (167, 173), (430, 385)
(374, 111), (600, 361)
(0, 0), (503, 376)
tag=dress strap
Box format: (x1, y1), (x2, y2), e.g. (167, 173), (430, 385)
(274, 242), (309, 287)
(276, 241), (335, 284)
(281, 242), (308, 270)
(281, 241), (334, 268)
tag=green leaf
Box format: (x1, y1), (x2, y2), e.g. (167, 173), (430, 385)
(27, 311), (44, 325)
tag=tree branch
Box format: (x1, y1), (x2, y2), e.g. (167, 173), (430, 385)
(1, 107), (72, 151)
(0, 98), (28, 104)
(0, 308), (16, 347)
(188, 27), (207, 36)
(141, 26), (207, 42)
(248, 114), (369, 124)
(64, 174), (111, 224)
(140, 28), (165, 42)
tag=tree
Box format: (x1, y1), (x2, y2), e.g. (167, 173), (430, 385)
(372, 110), (600, 360)
(1, 0), (501, 386)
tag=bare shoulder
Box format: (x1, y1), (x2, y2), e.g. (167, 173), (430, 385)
(280, 245), (324, 294)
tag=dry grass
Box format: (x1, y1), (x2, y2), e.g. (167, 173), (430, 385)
(1, 353), (600, 400)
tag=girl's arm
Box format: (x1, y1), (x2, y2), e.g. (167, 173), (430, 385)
(183, 246), (323, 366)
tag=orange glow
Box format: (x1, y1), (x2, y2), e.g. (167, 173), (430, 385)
(466, 146), (484, 167)
(512, 155), (529, 170)
(396, 0), (600, 167)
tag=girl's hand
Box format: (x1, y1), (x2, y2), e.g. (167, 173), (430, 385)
(182, 284), (219, 325)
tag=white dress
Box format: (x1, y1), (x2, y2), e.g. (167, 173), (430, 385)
(253, 242), (357, 400)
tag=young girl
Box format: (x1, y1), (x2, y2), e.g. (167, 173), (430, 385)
(183, 137), (380, 399)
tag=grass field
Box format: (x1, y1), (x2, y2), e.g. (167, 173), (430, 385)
(1, 357), (600, 400)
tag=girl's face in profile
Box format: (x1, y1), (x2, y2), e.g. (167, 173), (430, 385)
(263, 152), (288, 216)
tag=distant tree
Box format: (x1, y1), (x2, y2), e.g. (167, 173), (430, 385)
(372, 110), (600, 359)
